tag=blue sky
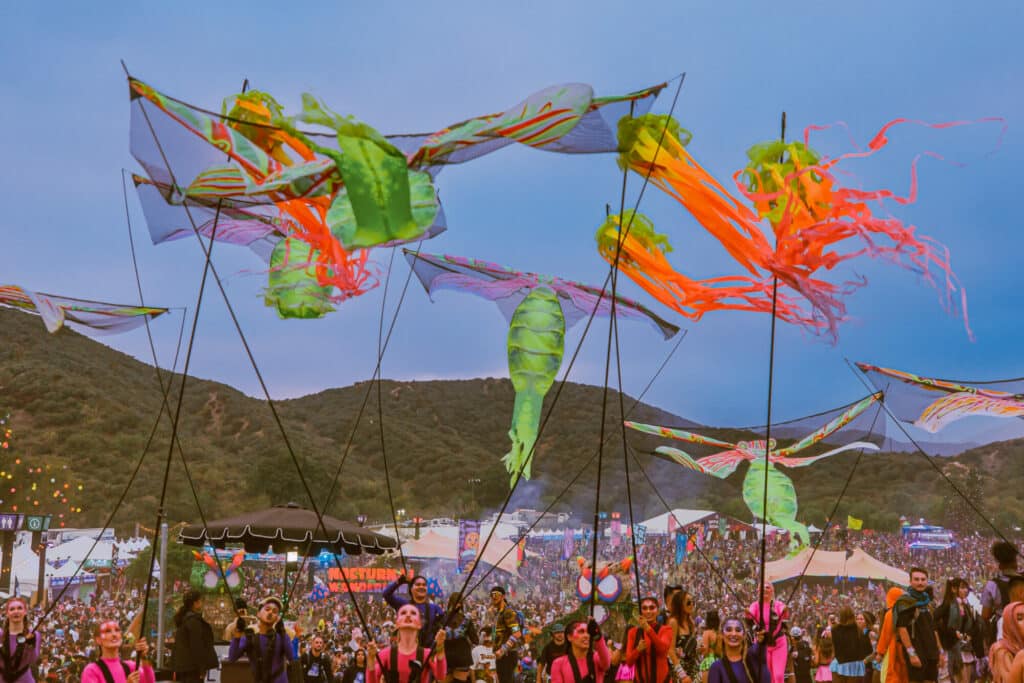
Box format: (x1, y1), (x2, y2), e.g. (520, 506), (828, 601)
(1, 1), (1022, 431)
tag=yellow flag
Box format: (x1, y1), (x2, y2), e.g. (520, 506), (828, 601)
(847, 515), (863, 531)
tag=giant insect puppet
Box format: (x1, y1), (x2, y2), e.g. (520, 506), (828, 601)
(404, 251), (679, 485)
(624, 392), (883, 549)
(127, 75), (665, 318)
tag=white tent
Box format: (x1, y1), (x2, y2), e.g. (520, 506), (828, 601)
(48, 535), (115, 565)
(401, 530), (530, 575)
(638, 509), (717, 535)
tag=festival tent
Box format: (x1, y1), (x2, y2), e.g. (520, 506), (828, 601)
(48, 535), (116, 566)
(638, 509), (718, 535)
(401, 530), (528, 575)
(765, 547), (908, 585)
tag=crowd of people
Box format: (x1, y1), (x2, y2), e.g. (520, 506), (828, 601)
(0, 528), (1021, 683)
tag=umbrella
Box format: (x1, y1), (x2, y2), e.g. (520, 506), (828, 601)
(178, 502), (398, 555)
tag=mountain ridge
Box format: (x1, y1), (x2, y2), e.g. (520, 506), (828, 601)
(0, 307), (1020, 536)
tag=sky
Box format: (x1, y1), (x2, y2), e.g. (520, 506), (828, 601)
(1, 1), (1022, 433)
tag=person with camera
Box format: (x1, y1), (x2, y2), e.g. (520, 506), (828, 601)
(300, 635), (333, 683)
(384, 576), (445, 649)
(227, 596), (294, 683)
(170, 590), (218, 683)
(366, 604), (447, 683)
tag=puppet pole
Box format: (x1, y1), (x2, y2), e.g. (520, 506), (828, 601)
(757, 110), (786, 673)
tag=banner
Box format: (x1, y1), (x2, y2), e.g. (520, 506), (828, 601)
(457, 520), (480, 572)
(562, 528), (575, 560)
(674, 531), (687, 564)
(634, 524), (647, 546)
(326, 567), (407, 593)
(516, 536), (527, 568)
(610, 519), (621, 548)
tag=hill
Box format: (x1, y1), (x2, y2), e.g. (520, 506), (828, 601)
(0, 307), (1020, 535)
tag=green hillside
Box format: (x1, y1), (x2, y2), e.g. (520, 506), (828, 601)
(0, 307), (1019, 536)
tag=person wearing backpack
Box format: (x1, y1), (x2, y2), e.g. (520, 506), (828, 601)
(79, 621), (153, 683)
(982, 542), (1024, 647)
(489, 587), (522, 683)
(300, 635), (334, 683)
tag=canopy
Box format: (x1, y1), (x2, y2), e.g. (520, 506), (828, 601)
(765, 547), (908, 585)
(179, 502), (398, 555)
(400, 530), (526, 576)
(638, 509), (717, 535)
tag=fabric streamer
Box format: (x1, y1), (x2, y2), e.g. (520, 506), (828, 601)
(603, 113), (994, 340)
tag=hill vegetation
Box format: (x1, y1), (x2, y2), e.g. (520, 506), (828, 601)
(0, 307), (1020, 537)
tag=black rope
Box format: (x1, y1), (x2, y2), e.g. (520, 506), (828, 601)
(447, 72), (688, 623)
(845, 359), (1018, 549)
(623, 443), (747, 606)
(124, 62), (385, 654)
(781, 401), (884, 605)
(320, 240), (425, 514)
(465, 329), (688, 596)
(374, 246), (408, 573)
(27, 303), (189, 631)
(135, 197), (222, 650)
(755, 112), (785, 683)
(614, 310), (645, 605)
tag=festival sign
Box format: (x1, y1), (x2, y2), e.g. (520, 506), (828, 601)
(326, 567), (409, 593)
(457, 520), (480, 572)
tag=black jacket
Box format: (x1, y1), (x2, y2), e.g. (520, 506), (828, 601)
(831, 624), (872, 665)
(171, 611), (220, 673)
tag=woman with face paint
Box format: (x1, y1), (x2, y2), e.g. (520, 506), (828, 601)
(746, 584), (788, 683)
(227, 597), (294, 683)
(80, 621), (154, 683)
(549, 619), (609, 683)
(989, 601), (1024, 683)
(0, 597), (40, 683)
(367, 603), (447, 683)
(625, 597), (673, 683)
(707, 618), (768, 683)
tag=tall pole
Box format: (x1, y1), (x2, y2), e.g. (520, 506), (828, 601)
(156, 522), (168, 667)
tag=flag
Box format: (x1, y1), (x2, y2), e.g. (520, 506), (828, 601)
(562, 528), (574, 560)
(847, 515), (863, 531)
(516, 536), (527, 568)
(634, 524), (647, 546)
(457, 520), (480, 572)
(610, 519), (621, 547)
(667, 515), (678, 535)
(674, 531), (687, 565)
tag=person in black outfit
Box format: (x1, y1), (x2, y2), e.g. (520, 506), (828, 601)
(895, 568), (946, 683)
(170, 590), (219, 683)
(301, 635), (334, 683)
(788, 628), (813, 683)
(537, 624), (567, 683)
(444, 593), (480, 683)
(340, 650), (367, 683)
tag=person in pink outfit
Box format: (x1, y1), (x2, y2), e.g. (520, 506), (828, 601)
(550, 619), (610, 683)
(80, 620), (154, 683)
(747, 583), (789, 683)
(367, 604), (447, 683)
